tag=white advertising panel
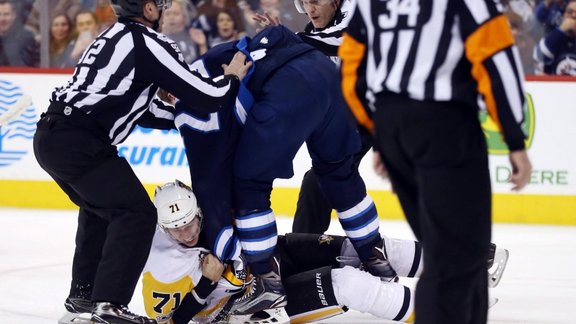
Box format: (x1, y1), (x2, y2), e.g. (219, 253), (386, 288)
(1, 73), (574, 196)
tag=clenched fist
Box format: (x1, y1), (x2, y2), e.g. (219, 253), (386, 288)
(201, 254), (225, 282)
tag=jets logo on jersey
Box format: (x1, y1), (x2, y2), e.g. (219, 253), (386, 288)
(555, 54), (576, 76)
(250, 48), (267, 61)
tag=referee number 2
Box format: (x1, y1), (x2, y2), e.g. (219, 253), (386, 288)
(379, 0), (421, 29)
(81, 39), (106, 65)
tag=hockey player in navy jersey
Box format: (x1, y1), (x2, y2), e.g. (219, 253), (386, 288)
(252, 0), (368, 235)
(174, 25), (393, 314)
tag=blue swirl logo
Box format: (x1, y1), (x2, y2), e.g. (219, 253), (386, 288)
(0, 80), (37, 167)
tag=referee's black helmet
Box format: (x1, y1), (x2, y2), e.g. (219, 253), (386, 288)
(110, 0), (172, 18)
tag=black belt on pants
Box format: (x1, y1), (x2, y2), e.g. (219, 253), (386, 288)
(41, 101), (110, 143)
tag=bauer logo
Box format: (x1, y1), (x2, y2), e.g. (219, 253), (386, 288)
(480, 93), (535, 155)
(0, 80), (37, 168)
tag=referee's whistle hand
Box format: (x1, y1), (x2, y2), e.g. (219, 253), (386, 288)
(509, 150), (532, 191)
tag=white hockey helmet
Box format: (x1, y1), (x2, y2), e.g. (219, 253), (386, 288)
(153, 180), (202, 229)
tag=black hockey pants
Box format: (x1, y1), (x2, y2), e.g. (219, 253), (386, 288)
(33, 101), (157, 305)
(373, 93), (491, 324)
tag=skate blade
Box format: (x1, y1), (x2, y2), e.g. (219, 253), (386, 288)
(488, 297), (499, 308)
(229, 307), (290, 324)
(58, 311), (91, 324)
(488, 248), (509, 288)
(231, 293), (287, 315)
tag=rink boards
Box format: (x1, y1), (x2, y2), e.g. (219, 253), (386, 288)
(0, 71), (575, 225)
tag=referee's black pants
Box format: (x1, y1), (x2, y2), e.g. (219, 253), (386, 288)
(373, 93), (491, 324)
(33, 102), (157, 306)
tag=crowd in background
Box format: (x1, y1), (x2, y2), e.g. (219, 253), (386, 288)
(0, 0), (575, 76)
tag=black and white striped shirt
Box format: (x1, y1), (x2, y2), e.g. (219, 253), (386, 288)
(340, 0), (527, 151)
(297, 0), (354, 63)
(52, 18), (239, 145)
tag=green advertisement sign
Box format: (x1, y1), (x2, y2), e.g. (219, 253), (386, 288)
(480, 93), (535, 155)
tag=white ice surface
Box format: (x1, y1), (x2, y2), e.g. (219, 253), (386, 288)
(0, 208), (575, 323)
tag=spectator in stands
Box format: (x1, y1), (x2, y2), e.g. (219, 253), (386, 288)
(503, 1), (543, 47)
(82, 0), (116, 31)
(0, 0), (38, 67)
(9, 0), (34, 26)
(75, 10), (98, 35)
(534, 0), (576, 75)
(505, 0), (537, 25)
(49, 13), (76, 68)
(534, 0), (568, 34)
(163, 0), (206, 64)
(66, 10), (99, 66)
(26, 0), (82, 37)
(195, 0), (244, 39)
(507, 9), (537, 74)
(208, 9), (245, 47)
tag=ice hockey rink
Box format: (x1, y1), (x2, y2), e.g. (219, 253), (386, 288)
(0, 208), (575, 324)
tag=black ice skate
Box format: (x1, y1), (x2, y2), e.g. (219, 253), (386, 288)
(58, 285), (94, 324)
(91, 302), (157, 324)
(231, 271), (287, 315)
(363, 239), (398, 282)
(64, 296), (93, 313)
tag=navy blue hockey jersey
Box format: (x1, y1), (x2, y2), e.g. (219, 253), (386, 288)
(174, 26), (358, 261)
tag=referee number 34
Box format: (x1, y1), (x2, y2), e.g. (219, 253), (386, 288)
(379, 0), (421, 29)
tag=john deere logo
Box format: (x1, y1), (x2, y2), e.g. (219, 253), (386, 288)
(0, 80), (37, 167)
(480, 93), (535, 155)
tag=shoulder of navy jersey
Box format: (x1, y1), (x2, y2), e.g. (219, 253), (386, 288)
(197, 26), (317, 97)
(200, 25), (315, 70)
(247, 26), (317, 96)
(247, 25), (309, 52)
(201, 41), (241, 77)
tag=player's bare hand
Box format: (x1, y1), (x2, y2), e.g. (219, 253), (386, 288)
(222, 52), (253, 81)
(157, 88), (176, 105)
(373, 150), (397, 193)
(509, 150), (532, 191)
(201, 254), (225, 282)
(252, 11), (281, 29)
(373, 150), (389, 179)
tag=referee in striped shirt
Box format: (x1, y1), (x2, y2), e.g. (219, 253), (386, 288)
(33, 0), (251, 322)
(340, 1), (531, 323)
(294, 0), (353, 64)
